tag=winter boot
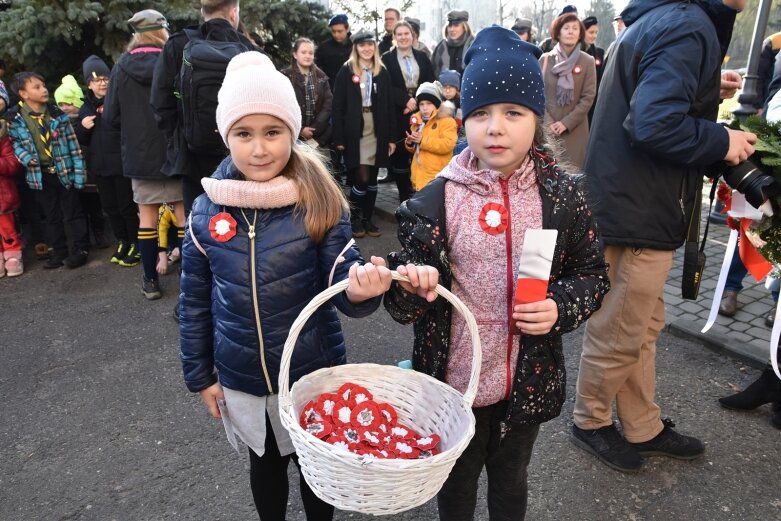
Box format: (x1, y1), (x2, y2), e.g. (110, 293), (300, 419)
(719, 360), (781, 410)
(349, 187), (366, 238)
(4, 251), (23, 277)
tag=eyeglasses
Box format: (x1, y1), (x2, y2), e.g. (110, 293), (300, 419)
(91, 77), (110, 85)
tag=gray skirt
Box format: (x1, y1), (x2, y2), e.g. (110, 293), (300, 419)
(359, 111), (377, 166)
(131, 178), (183, 205)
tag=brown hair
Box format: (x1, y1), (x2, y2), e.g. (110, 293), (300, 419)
(291, 37), (316, 68)
(201, 0), (239, 17)
(550, 13), (585, 43)
(347, 40), (384, 77)
(125, 28), (169, 52)
(283, 143), (348, 243)
(393, 20), (414, 37)
(384, 7), (401, 19)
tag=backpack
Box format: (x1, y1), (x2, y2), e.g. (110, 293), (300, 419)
(180, 28), (248, 154)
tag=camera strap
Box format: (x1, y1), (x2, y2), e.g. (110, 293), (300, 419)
(697, 174), (720, 253)
(681, 176), (719, 299)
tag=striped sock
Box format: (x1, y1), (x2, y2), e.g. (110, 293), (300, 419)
(137, 228), (159, 280)
(175, 226), (184, 250)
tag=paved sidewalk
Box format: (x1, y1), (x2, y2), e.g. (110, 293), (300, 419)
(369, 180), (774, 367)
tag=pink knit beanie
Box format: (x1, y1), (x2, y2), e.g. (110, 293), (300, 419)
(216, 51), (302, 145)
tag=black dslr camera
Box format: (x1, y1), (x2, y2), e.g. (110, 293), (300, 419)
(719, 159), (780, 211)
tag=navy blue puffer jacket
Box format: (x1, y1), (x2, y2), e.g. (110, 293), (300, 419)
(180, 158), (380, 397)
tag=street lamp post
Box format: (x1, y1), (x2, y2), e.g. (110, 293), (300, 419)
(732, 0), (773, 120)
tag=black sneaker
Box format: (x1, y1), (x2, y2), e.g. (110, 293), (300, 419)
(142, 276), (162, 300)
(363, 219), (382, 237)
(64, 250), (89, 269)
(118, 244), (141, 267)
(110, 242), (127, 264)
(570, 424), (644, 473)
(627, 418), (704, 460)
(44, 253), (67, 269)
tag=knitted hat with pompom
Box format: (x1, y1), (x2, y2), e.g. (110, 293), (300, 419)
(216, 51), (302, 144)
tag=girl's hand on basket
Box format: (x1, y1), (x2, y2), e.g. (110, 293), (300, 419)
(512, 298), (558, 335)
(346, 256), (393, 303)
(199, 382), (225, 419)
(396, 263), (439, 302)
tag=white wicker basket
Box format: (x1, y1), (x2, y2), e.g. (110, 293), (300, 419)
(278, 271), (482, 516)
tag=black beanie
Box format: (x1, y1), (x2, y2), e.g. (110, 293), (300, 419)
(83, 55), (111, 82)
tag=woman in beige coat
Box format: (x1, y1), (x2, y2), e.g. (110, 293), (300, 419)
(540, 13), (596, 169)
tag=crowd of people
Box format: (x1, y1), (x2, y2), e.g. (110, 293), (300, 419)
(3, 0), (781, 520)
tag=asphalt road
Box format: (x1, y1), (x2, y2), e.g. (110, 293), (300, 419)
(2, 217), (780, 521)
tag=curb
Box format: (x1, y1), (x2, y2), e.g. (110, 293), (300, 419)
(666, 318), (767, 368)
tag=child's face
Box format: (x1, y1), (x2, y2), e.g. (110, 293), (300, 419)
(58, 103), (79, 115)
(227, 113), (292, 182)
(418, 100), (436, 119)
(465, 103), (536, 176)
(19, 78), (49, 105)
(88, 76), (109, 99)
(442, 85), (458, 100)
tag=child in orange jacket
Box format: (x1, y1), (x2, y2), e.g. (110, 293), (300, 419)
(404, 82), (457, 191)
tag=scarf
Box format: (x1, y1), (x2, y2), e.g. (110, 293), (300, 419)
(550, 43), (579, 107)
(438, 31), (470, 75)
(201, 175), (299, 209)
(299, 69), (316, 128)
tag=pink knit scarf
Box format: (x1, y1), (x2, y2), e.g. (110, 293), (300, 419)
(201, 176), (299, 209)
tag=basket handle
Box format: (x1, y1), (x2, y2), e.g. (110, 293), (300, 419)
(278, 271), (482, 409)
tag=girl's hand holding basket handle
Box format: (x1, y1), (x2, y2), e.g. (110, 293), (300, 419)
(396, 263), (439, 302)
(345, 256), (394, 303)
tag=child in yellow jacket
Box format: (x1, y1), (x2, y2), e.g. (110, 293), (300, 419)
(404, 81), (457, 191)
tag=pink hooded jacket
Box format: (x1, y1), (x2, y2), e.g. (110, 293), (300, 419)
(441, 149), (543, 407)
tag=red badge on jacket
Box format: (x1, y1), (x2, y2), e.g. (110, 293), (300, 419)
(479, 203), (509, 235)
(209, 212), (237, 242)
(352, 74), (360, 84)
(573, 65), (582, 75)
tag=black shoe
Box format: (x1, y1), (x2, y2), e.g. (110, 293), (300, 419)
(351, 218), (366, 239)
(64, 250), (89, 269)
(627, 418), (704, 460)
(570, 424), (644, 473)
(93, 229), (110, 249)
(110, 242), (127, 264)
(118, 244), (141, 267)
(363, 219), (382, 237)
(766, 311), (775, 328)
(43, 253), (67, 269)
(142, 276), (162, 300)
(719, 362), (781, 410)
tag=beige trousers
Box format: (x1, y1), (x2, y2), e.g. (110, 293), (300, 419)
(574, 245), (673, 443)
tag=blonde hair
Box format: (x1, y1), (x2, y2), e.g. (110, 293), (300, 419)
(125, 28), (169, 52)
(282, 143), (348, 243)
(347, 41), (383, 77)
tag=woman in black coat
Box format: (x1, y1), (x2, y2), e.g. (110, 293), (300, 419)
(332, 30), (397, 239)
(381, 20), (435, 203)
(281, 38), (333, 147)
(103, 9), (185, 300)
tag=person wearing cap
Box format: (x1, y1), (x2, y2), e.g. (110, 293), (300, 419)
(405, 17), (432, 59)
(539, 13), (596, 169)
(581, 16), (605, 124)
(539, 4), (578, 52)
(403, 81), (456, 190)
(180, 50), (390, 521)
(381, 19), (435, 203)
(385, 25), (608, 521)
(379, 7), (401, 55)
(431, 10), (474, 78)
(332, 29), (396, 238)
(572, 0), (756, 474)
(511, 17), (535, 43)
(315, 14), (353, 90)
(104, 9), (185, 301)
(75, 55), (139, 267)
(150, 0), (252, 217)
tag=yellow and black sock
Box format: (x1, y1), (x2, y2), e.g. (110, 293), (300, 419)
(138, 228), (159, 280)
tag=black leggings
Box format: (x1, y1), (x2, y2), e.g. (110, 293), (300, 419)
(248, 415), (334, 521)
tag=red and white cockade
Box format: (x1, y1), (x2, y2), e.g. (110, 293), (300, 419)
(299, 382), (442, 459)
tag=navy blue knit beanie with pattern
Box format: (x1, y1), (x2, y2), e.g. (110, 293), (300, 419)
(461, 25), (544, 120)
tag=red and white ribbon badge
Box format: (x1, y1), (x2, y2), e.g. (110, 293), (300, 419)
(209, 212), (237, 242)
(479, 202), (509, 235)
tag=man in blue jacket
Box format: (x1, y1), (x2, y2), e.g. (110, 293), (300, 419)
(571, 0), (757, 473)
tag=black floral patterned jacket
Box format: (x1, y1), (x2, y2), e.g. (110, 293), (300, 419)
(384, 144), (610, 429)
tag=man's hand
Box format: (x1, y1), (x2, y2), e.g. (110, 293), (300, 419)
(720, 70), (742, 100)
(723, 128), (757, 165)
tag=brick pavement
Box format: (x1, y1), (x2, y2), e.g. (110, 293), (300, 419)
(368, 179), (774, 367)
